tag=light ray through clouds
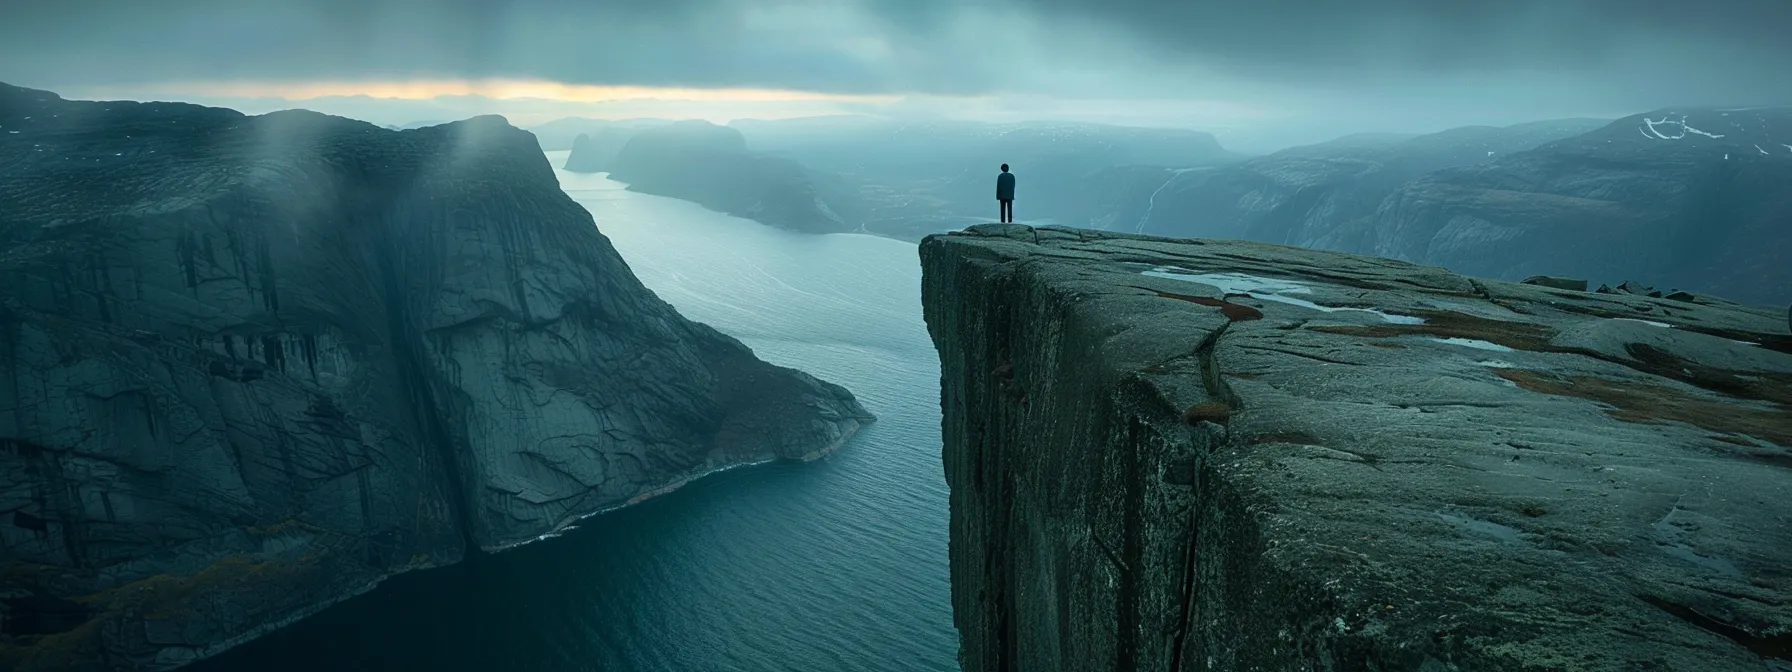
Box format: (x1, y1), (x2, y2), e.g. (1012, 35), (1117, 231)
(4, 0), (1788, 147)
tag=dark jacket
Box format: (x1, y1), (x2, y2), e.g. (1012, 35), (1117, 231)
(996, 172), (1016, 201)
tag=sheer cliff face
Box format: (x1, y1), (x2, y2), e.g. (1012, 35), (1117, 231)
(0, 84), (870, 670)
(923, 224), (1791, 671)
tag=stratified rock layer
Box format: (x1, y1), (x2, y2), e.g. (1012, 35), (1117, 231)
(0, 84), (871, 670)
(922, 223), (1790, 671)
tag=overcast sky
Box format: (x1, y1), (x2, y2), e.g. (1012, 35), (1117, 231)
(4, 0), (1789, 149)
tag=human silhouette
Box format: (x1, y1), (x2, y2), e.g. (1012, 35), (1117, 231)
(996, 164), (1016, 223)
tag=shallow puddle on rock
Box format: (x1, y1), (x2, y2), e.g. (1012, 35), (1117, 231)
(1431, 337), (1516, 352)
(1141, 267), (1426, 324)
(1611, 317), (1674, 328)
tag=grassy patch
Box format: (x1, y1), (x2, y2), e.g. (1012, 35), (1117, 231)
(1620, 343), (1792, 407)
(1493, 369), (1792, 447)
(1308, 309), (1557, 351)
(0, 555), (322, 671)
(1309, 310), (1792, 408)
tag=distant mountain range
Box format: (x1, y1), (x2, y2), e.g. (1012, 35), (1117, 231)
(381, 119), (448, 131)
(1134, 109), (1792, 306)
(558, 116), (1240, 238)
(597, 120), (855, 234)
(1119, 118), (1614, 245)
(530, 117), (671, 152)
(545, 108), (1792, 306)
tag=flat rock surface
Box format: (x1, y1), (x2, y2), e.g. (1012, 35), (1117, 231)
(0, 83), (871, 670)
(922, 223), (1791, 671)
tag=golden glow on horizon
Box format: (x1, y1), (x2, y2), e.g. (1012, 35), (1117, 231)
(91, 78), (900, 104)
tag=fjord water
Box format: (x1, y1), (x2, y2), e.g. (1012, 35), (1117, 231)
(194, 152), (956, 672)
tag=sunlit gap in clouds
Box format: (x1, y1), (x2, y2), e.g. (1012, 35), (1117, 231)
(69, 78), (901, 106)
(55, 77), (1287, 142)
(51, 77), (909, 126)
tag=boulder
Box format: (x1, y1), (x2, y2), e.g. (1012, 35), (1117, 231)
(1520, 275), (1589, 291)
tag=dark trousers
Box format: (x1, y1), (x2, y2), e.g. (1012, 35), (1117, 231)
(999, 199), (1013, 223)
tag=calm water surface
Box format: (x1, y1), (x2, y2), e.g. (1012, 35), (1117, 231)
(195, 151), (956, 672)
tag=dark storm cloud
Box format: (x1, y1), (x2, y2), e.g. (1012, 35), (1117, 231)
(3, 0), (1790, 109)
(1015, 0), (1792, 72)
(1, 0), (930, 92)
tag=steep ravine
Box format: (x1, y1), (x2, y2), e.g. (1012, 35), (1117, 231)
(922, 224), (1791, 671)
(0, 84), (872, 670)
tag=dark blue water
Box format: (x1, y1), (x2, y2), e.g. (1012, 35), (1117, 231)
(194, 152), (956, 671)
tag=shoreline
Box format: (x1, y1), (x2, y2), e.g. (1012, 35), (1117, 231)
(156, 419), (871, 670)
(482, 417), (869, 553)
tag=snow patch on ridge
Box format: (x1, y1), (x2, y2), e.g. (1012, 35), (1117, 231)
(1640, 115), (1727, 141)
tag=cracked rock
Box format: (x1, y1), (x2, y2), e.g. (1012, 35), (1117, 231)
(923, 223), (1791, 671)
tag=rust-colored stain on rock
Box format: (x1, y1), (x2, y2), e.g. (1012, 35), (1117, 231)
(1130, 286), (1264, 321)
(1184, 402), (1233, 425)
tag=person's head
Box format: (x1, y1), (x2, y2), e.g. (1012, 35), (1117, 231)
(1000, 164), (1009, 173)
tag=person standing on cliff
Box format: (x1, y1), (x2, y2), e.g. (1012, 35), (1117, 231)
(996, 164), (1017, 223)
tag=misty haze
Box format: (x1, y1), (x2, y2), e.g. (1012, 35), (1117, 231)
(1, 2), (1789, 671)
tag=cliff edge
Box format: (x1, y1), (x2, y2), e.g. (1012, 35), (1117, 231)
(922, 223), (1790, 670)
(0, 83), (872, 670)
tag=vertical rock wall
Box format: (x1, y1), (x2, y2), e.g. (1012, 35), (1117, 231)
(923, 224), (1791, 671)
(0, 84), (871, 670)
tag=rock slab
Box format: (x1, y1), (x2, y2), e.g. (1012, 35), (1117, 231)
(922, 223), (1790, 671)
(0, 83), (872, 670)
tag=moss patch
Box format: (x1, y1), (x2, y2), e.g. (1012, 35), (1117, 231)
(1308, 309), (1558, 351)
(1620, 343), (1792, 407)
(0, 555), (323, 672)
(1, 561), (61, 587)
(1493, 369), (1792, 447)
(1309, 311), (1792, 409)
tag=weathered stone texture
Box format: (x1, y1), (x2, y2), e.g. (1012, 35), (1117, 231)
(924, 223), (1790, 671)
(0, 83), (870, 670)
